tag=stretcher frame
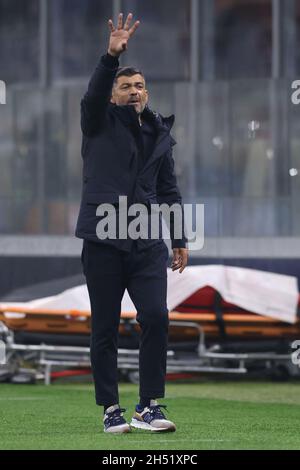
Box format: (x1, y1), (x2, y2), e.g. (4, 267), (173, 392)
(0, 304), (297, 384)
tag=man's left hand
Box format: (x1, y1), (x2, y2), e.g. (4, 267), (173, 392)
(171, 248), (188, 273)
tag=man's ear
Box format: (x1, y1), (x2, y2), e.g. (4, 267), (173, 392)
(145, 90), (149, 105)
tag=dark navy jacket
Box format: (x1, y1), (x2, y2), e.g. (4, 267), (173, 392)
(75, 53), (186, 252)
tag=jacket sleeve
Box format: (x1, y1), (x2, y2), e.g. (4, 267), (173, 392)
(81, 53), (119, 136)
(156, 144), (187, 249)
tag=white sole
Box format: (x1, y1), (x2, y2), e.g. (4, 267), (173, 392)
(104, 424), (132, 434)
(130, 418), (176, 432)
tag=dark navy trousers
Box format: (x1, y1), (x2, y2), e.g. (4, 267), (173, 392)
(81, 239), (169, 406)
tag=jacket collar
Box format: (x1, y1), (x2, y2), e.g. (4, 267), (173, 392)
(110, 103), (176, 175)
(141, 105), (175, 133)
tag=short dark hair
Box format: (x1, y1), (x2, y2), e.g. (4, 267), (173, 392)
(113, 66), (145, 87)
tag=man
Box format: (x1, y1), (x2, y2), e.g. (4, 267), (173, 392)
(76, 12), (188, 434)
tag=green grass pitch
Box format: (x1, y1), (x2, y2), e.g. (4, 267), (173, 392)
(1, 381), (300, 450)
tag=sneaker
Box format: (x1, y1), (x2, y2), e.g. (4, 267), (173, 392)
(130, 400), (176, 432)
(103, 404), (131, 433)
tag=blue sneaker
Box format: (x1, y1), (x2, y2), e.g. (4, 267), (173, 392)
(103, 404), (131, 433)
(130, 400), (176, 432)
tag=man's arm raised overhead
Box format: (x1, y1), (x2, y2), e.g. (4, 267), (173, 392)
(81, 13), (140, 136)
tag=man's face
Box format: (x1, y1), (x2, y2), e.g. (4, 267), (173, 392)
(110, 74), (148, 115)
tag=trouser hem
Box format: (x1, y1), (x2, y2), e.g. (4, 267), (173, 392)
(96, 399), (119, 406)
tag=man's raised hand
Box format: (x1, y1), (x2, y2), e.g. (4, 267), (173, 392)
(107, 13), (140, 57)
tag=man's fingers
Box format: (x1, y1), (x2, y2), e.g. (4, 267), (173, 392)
(123, 12), (133, 31)
(108, 19), (115, 32)
(179, 252), (188, 273)
(171, 249), (188, 273)
(128, 20), (140, 37)
(172, 265), (181, 272)
(171, 254), (181, 271)
(172, 260), (182, 271)
(172, 258), (187, 273)
(117, 12), (123, 29)
(112, 12), (139, 36)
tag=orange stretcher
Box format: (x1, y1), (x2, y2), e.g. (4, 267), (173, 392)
(1, 285), (300, 384)
(0, 286), (299, 342)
